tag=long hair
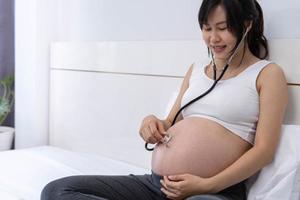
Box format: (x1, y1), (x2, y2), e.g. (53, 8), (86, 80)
(198, 0), (268, 59)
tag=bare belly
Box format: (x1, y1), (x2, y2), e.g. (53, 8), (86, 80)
(151, 117), (251, 178)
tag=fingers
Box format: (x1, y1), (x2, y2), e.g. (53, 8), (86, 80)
(161, 176), (179, 192)
(143, 126), (157, 144)
(160, 176), (182, 199)
(157, 121), (167, 135)
(161, 174), (202, 199)
(161, 176), (181, 194)
(168, 175), (185, 182)
(139, 124), (161, 144)
(165, 176), (183, 190)
(160, 187), (178, 199)
(149, 122), (164, 141)
(139, 115), (167, 143)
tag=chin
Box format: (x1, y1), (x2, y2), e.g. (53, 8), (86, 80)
(213, 55), (228, 60)
(211, 48), (233, 61)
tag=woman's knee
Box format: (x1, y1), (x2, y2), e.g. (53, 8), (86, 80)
(41, 179), (60, 200)
(40, 176), (77, 200)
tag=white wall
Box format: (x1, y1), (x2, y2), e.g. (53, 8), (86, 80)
(261, 0), (300, 39)
(55, 0), (300, 41)
(55, 0), (201, 41)
(15, 0), (58, 148)
(15, 0), (300, 148)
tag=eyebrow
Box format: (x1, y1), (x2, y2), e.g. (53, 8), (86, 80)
(216, 21), (227, 25)
(203, 21), (227, 26)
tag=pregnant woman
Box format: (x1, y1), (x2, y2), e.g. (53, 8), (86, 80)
(41, 0), (288, 200)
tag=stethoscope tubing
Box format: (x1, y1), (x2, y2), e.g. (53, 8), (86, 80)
(144, 28), (249, 151)
(145, 64), (229, 151)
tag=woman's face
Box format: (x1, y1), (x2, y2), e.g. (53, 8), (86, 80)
(202, 5), (237, 60)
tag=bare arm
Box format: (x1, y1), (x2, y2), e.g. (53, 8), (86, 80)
(139, 63), (194, 143)
(163, 63), (194, 127)
(207, 63), (288, 192)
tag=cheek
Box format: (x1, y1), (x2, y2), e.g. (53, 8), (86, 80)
(202, 33), (210, 45)
(223, 33), (237, 46)
(228, 36), (237, 45)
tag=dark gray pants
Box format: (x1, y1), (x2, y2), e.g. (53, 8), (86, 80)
(41, 172), (246, 200)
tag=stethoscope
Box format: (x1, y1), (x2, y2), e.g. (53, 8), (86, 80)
(145, 27), (250, 151)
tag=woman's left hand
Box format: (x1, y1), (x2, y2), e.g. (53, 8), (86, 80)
(160, 174), (212, 200)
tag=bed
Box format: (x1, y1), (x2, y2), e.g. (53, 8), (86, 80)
(1, 40), (300, 200)
(0, 146), (149, 200)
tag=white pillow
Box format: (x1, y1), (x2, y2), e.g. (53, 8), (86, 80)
(164, 92), (300, 199)
(247, 125), (300, 200)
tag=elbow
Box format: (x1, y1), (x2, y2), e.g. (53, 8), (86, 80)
(264, 154), (275, 165)
(259, 153), (274, 168)
(253, 146), (275, 166)
(263, 146), (277, 166)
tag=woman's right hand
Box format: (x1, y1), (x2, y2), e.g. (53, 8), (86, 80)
(139, 115), (170, 144)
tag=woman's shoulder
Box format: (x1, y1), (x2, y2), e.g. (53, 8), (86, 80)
(257, 61), (287, 92)
(259, 61), (286, 80)
(248, 58), (284, 78)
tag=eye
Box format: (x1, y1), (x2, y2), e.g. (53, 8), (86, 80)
(218, 27), (227, 31)
(203, 26), (211, 31)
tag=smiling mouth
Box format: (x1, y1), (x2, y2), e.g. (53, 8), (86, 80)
(211, 45), (226, 53)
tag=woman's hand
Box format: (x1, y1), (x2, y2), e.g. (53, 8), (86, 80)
(160, 174), (212, 200)
(139, 115), (169, 144)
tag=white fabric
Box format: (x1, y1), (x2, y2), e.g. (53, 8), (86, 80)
(247, 125), (300, 200)
(165, 86), (300, 199)
(153, 89), (300, 199)
(0, 126), (299, 200)
(181, 60), (271, 144)
(0, 146), (149, 200)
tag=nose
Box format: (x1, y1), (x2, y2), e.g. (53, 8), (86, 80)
(210, 30), (221, 44)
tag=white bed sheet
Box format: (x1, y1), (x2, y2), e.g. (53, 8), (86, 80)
(0, 146), (150, 200)
(1, 125), (300, 200)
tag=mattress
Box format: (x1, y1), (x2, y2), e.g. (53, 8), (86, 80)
(0, 146), (150, 200)
(1, 124), (300, 200)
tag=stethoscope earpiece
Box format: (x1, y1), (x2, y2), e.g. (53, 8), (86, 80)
(144, 23), (251, 151)
(245, 21), (253, 34)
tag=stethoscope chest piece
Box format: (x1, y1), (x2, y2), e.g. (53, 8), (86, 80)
(161, 134), (172, 144)
(145, 134), (172, 151)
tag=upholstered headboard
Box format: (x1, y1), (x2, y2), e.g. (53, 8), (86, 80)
(49, 40), (300, 169)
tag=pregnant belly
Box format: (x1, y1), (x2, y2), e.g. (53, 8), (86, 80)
(151, 117), (251, 178)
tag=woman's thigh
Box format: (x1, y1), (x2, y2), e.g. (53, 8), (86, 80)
(185, 194), (233, 200)
(41, 174), (164, 200)
(185, 181), (247, 200)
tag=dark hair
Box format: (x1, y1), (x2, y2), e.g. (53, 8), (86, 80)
(198, 0), (268, 59)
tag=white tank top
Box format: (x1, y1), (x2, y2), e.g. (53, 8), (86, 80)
(181, 59), (272, 145)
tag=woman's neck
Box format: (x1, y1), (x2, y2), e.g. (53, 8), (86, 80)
(213, 44), (255, 71)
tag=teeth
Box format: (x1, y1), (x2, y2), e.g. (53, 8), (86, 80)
(213, 45), (225, 48)
(212, 45), (226, 51)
